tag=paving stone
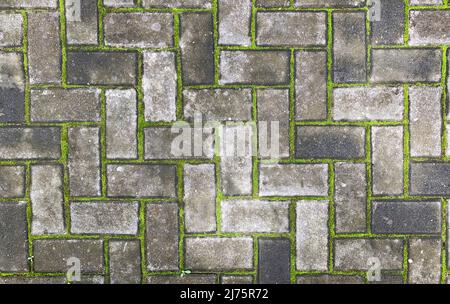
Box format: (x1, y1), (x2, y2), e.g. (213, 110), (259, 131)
(257, 89), (290, 158)
(66, 0), (98, 45)
(220, 51), (290, 85)
(183, 89), (252, 121)
(410, 10), (450, 45)
(106, 89), (137, 159)
(0, 0), (57, 7)
(0, 276), (66, 284)
(221, 275), (254, 284)
(28, 12), (61, 85)
(296, 0), (365, 7)
(372, 126), (403, 195)
(68, 127), (101, 197)
(0, 127), (61, 160)
(409, 239), (441, 284)
(295, 51), (327, 121)
(0, 166), (25, 198)
(258, 238), (291, 284)
(257, 12), (326, 46)
(0, 13), (23, 47)
(256, 0), (289, 6)
(31, 165), (65, 235)
(105, 13), (173, 48)
(31, 89), (101, 122)
(146, 203), (179, 271)
(334, 163), (367, 233)
(0, 202), (28, 272)
(296, 126), (366, 159)
(297, 275), (364, 284)
(0, 52), (24, 123)
(371, 49), (442, 83)
(180, 13), (214, 85)
(410, 162), (450, 196)
(333, 12), (367, 83)
(260, 164), (328, 196)
(143, 0), (212, 8)
(71, 202), (139, 235)
(333, 87), (404, 121)
(371, 0), (404, 45)
(147, 275), (217, 284)
(334, 239), (404, 270)
(184, 164), (216, 233)
(144, 52), (177, 122)
(219, 0), (252, 46)
(410, 0), (442, 4)
(104, 0), (135, 7)
(33, 239), (104, 273)
(296, 200), (329, 271)
(409, 86), (442, 157)
(67, 52), (137, 85)
(222, 200), (290, 233)
(185, 237), (253, 271)
(370, 274), (404, 284)
(109, 240), (141, 284)
(372, 201), (441, 234)
(107, 165), (177, 198)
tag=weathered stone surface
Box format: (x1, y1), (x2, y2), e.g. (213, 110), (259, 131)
(296, 0), (365, 7)
(0, 13), (23, 47)
(0, 52), (24, 123)
(148, 275), (217, 284)
(0, 0), (57, 8)
(333, 87), (404, 121)
(143, 0), (212, 8)
(220, 51), (290, 85)
(0, 276), (66, 284)
(371, 0), (404, 45)
(71, 202), (139, 235)
(296, 126), (366, 159)
(105, 13), (173, 48)
(221, 200), (290, 233)
(409, 239), (441, 284)
(31, 165), (65, 235)
(221, 275), (254, 284)
(258, 238), (291, 284)
(297, 275), (364, 284)
(0, 166), (25, 198)
(410, 163), (450, 196)
(410, 0), (442, 4)
(107, 165), (177, 198)
(104, 0), (135, 6)
(0, 202), (28, 272)
(185, 237), (253, 271)
(260, 164), (328, 196)
(31, 89), (101, 122)
(410, 10), (450, 45)
(219, 0), (252, 46)
(146, 203), (179, 271)
(109, 240), (141, 284)
(66, 0), (98, 45)
(257, 0), (289, 6)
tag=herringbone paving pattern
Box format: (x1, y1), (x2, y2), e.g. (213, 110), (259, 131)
(0, 0), (449, 284)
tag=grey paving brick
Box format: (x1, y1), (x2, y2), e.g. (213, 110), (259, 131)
(68, 127), (101, 197)
(258, 238), (291, 284)
(220, 51), (290, 85)
(296, 126), (366, 159)
(296, 200), (329, 271)
(221, 200), (290, 233)
(296, 0), (365, 7)
(184, 164), (216, 233)
(257, 12), (327, 46)
(106, 89), (137, 159)
(333, 87), (404, 121)
(371, 0), (404, 45)
(0, 52), (24, 123)
(144, 52), (177, 122)
(147, 275), (217, 284)
(0, 13), (23, 47)
(297, 275), (364, 284)
(0, 202), (28, 272)
(0, 166), (25, 198)
(28, 12), (61, 85)
(66, 0), (98, 45)
(185, 237), (253, 271)
(143, 0), (212, 8)
(410, 162), (450, 196)
(334, 239), (404, 270)
(31, 165), (65, 235)
(109, 241), (141, 284)
(0, 0), (57, 7)
(31, 89), (101, 122)
(410, 10), (450, 45)
(371, 274), (404, 284)
(409, 239), (441, 284)
(107, 165), (177, 198)
(0, 276), (66, 284)
(0, 127), (61, 160)
(219, 0), (252, 46)
(67, 52), (137, 85)
(257, 89), (290, 158)
(71, 202), (139, 235)
(372, 126), (404, 195)
(335, 163), (367, 233)
(409, 86), (442, 157)
(260, 164), (329, 196)
(180, 13), (214, 85)
(372, 201), (441, 234)
(105, 13), (173, 48)
(221, 275), (254, 284)
(33, 239), (104, 273)
(295, 51), (327, 121)
(410, 0), (442, 4)
(183, 89), (252, 121)
(256, 0), (289, 6)
(371, 49), (442, 83)
(146, 203), (179, 271)
(333, 12), (367, 83)
(104, 0), (135, 6)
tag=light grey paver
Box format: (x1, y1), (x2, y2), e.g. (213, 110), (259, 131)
(219, 0), (252, 46)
